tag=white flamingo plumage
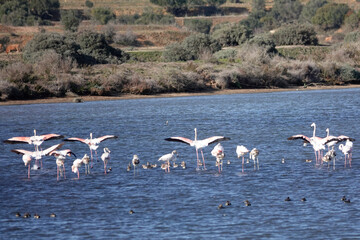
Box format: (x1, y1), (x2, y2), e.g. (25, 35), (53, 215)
(132, 154), (140, 175)
(322, 128), (355, 150)
(49, 149), (76, 180)
(4, 129), (64, 168)
(64, 133), (117, 168)
(236, 145), (249, 172)
(101, 148), (111, 174)
(11, 143), (63, 179)
(339, 140), (353, 167)
(322, 146), (336, 170)
(165, 128), (230, 170)
(158, 150), (177, 173)
(72, 154), (89, 179)
(211, 143), (225, 173)
(288, 123), (325, 165)
(249, 148), (260, 170)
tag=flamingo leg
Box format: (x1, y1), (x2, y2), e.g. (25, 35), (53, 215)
(168, 161), (170, 173)
(349, 153), (352, 167)
(63, 165), (66, 179)
(195, 149), (200, 170)
(57, 166), (59, 181)
(28, 164), (30, 179)
(242, 156), (245, 173)
(344, 155), (347, 168)
(200, 149), (206, 170)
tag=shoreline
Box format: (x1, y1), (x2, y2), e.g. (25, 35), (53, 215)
(1, 84), (359, 106)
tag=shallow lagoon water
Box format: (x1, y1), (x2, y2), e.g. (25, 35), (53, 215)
(0, 88), (359, 239)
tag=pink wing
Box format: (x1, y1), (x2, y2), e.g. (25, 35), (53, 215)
(4, 136), (32, 144)
(203, 136), (230, 145)
(41, 134), (64, 141)
(11, 149), (34, 155)
(64, 137), (87, 144)
(43, 143), (64, 155)
(337, 135), (355, 142)
(287, 134), (311, 143)
(96, 135), (118, 142)
(165, 137), (193, 145)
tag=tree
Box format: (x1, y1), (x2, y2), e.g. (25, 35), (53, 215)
(61, 10), (82, 32)
(184, 19), (213, 34)
(28, 0), (60, 19)
(312, 3), (349, 29)
(85, 0), (94, 8)
(299, 0), (327, 23)
(91, 7), (115, 25)
(211, 23), (252, 47)
(252, 0), (266, 12)
(271, 24), (318, 45)
(270, 0), (303, 24)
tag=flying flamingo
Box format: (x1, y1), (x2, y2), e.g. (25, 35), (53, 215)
(72, 154), (89, 179)
(132, 154), (140, 175)
(288, 123), (325, 165)
(4, 129), (64, 168)
(211, 143), (225, 173)
(64, 133), (118, 168)
(158, 150), (177, 173)
(101, 148), (111, 174)
(49, 149), (76, 180)
(11, 143), (63, 179)
(249, 148), (260, 170)
(236, 145), (249, 172)
(165, 128), (230, 170)
(339, 140), (353, 167)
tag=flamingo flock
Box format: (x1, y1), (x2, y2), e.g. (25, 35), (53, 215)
(4, 124), (356, 180)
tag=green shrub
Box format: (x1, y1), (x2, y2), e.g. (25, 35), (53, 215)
(271, 24), (318, 45)
(300, 0), (328, 23)
(184, 19), (212, 34)
(312, 3), (349, 29)
(249, 34), (277, 53)
(344, 11), (360, 30)
(211, 23), (252, 47)
(85, 0), (94, 8)
(270, 0), (303, 24)
(344, 31), (360, 43)
(114, 30), (139, 46)
(61, 10), (82, 32)
(213, 49), (238, 60)
(91, 7), (115, 25)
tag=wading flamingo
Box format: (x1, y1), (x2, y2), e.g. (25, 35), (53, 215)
(72, 154), (90, 179)
(64, 133), (117, 168)
(211, 143), (225, 173)
(322, 146), (336, 170)
(339, 140), (353, 167)
(288, 123), (325, 165)
(101, 148), (111, 174)
(4, 130), (64, 168)
(49, 149), (76, 180)
(165, 128), (230, 170)
(158, 150), (177, 173)
(322, 128), (355, 150)
(11, 143), (63, 179)
(236, 145), (249, 172)
(132, 154), (140, 175)
(249, 148), (260, 170)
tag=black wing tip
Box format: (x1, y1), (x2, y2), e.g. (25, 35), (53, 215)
(4, 140), (18, 144)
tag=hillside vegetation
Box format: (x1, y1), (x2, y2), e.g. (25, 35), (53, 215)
(0, 0), (360, 101)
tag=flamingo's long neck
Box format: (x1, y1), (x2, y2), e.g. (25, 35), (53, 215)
(326, 128), (329, 137)
(312, 124), (316, 138)
(194, 128), (197, 141)
(34, 129), (37, 137)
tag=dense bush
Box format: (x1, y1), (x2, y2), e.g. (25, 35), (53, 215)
(299, 0), (328, 23)
(344, 11), (360, 30)
(211, 23), (252, 47)
(271, 24), (318, 46)
(91, 7), (115, 25)
(0, 0), (59, 26)
(184, 19), (213, 34)
(114, 30), (139, 46)
(239, 10), (266, 31)
(163, 33), (220, 61)
(117, 12), (175, 25)
(270, 0), (303, 24)
(23, 32), (129, 65)
(85, 0), (94, 8)
(249, 34), (277, 53)
(312, 3), (349, 29)
(61, 9), (82, 32)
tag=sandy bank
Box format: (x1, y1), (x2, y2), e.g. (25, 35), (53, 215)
(1, 85), (359, 106)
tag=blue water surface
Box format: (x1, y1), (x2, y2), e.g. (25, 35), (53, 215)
(0, 88), (359, 239)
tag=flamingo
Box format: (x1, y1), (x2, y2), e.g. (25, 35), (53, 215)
(158, 150), (177, 173)
(72, 154), (89, 179)
(165, 128), (230, 170)
(249, 148), (259, 170)
(288, 123), (325, 165)
(132, 154), (140, 175)
(339, 140), (353, 167)
(11, 143), (63, 179)
(49, 149), (76, 180)
(322, 128), (355, 150)
(82, 154), (91, 175)
(236, 145), (249, 172)
(211, 143), (225, 173)
(4, 129), (64, 168)
(101, 148), (111, 174)
(64, 133), (118, 168)
(322, 146), (336, 170)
